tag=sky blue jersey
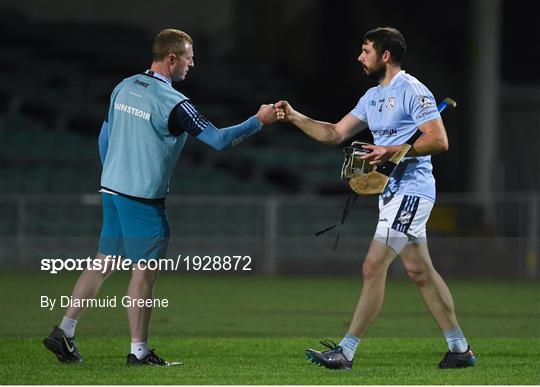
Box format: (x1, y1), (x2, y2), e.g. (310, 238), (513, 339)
(350, 71), (441, 203)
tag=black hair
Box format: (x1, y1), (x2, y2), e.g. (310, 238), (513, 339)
(363, 27), (406, 64)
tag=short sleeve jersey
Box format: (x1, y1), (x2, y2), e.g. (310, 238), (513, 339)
(350, 71), (441, 203)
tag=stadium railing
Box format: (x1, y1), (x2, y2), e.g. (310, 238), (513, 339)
(0, 192), (538, 278)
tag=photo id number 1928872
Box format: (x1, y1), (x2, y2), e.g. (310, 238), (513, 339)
(182, 255), (252, 271)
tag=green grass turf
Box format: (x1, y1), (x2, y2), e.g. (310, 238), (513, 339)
(1, 271), (539, 384)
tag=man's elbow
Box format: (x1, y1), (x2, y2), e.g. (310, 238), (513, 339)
(438, 137), (449, 153)
(198, 133), (227, 151)
(325, 130), (345, 147)
(211, 142), (227, 151)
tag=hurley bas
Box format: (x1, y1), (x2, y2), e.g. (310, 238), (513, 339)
(40, 296), (169, 311)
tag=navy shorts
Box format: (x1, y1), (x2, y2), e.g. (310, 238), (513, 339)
(98, 193), (169, 262)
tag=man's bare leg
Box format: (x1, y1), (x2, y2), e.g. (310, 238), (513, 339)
(126, 263), (159, 359)
(399, 242), (473, 361)
(399, 242), (458, 330)
(43, 253), (115, 362)
(64, 253), (116, 321)
(348, 240), (399, 337)
(305, 239), (398, 368)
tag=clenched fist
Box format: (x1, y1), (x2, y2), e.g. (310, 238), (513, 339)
(256, 104), (278, 125)
(274, 100), (296, 122)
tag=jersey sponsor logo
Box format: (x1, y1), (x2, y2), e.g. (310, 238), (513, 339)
(373, 128), (397, 137)
(385, 96), (395, 110)
(134, 79), (150, 88)
(114, 102), (151, 121)
(415, 109), (437, 120)
(418, 95), (433, 109)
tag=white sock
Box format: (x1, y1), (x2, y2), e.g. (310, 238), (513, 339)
(131, 341), (150, 360)
(59, 316), (78, 338)
(444, 326), (469, 353)
(338, 332), (361, 361)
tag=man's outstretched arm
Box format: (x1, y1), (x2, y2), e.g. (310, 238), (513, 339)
(274, 100), (368, 146)
(168, 100), (276, 150)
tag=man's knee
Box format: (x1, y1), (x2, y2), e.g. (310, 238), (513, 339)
(400, 244), (437, 287)
(131, 264), (159, 286)
(362, 258), (383, 281)
(93, 253), (117, 279)
(82, 265), (114, 282)
(362, 242), (397, 281)
(405, 266), (429, 286)
(404, 259), (438, 287)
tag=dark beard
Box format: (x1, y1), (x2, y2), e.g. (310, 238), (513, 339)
(365, 63), (386, 82)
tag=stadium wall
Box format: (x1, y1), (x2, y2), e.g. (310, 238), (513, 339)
(0, 193), (537, 278)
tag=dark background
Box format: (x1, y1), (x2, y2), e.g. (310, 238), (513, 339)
(0, 0), (538, 277)
(1, 0), (538, 195)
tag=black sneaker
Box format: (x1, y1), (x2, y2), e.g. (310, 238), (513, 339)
(43, 325), (83, 363)
(439, 346), (477, 368)
(305, 340), (353, 370)
(127, 350), (182, 366)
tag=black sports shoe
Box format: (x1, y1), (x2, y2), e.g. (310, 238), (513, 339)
(43, 325), (83, 363)
(438, 346), (477, 368)
(305, 340), (353, 370)
(127, 350), (182, 366)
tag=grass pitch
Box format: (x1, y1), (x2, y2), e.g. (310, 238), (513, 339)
(1, 271), (539, 384)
